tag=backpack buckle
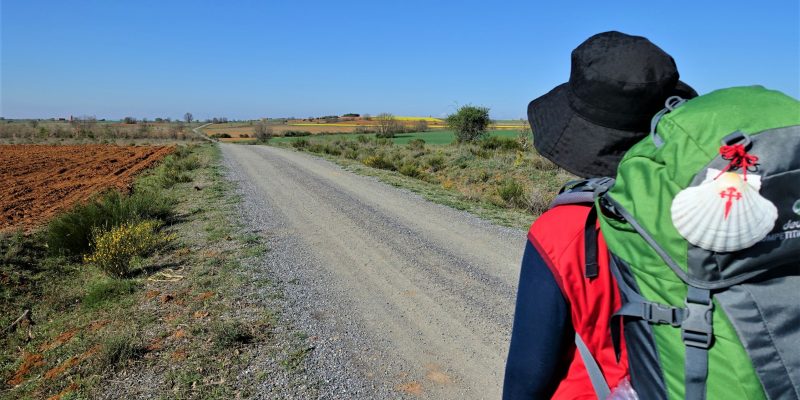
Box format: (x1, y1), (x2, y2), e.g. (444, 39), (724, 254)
(644, 303), (683, 327)
(681, 297), (714, 349)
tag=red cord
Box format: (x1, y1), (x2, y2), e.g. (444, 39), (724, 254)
(714, 144), (759, 181)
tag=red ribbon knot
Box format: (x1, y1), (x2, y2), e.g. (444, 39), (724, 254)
(715, 144), (759, 180)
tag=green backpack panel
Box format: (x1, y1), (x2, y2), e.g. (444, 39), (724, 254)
(597, 86), (800, 400)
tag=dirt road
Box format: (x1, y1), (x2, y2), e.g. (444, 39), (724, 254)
(221, 144), (526, 399)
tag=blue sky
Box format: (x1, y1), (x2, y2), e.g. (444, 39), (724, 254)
(2, 0), (798, 120)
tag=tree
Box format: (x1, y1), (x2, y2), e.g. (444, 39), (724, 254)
(414, 119), (429, 132)
(254, 121), (273, 143)
(375, 113), (401, 138)
(446, 105), (491, 143)
(184, 112), (193, 123)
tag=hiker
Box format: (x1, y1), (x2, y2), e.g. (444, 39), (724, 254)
(502, 31), (697, 399)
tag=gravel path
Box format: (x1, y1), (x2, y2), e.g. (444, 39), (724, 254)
(221, 144), (526, 399)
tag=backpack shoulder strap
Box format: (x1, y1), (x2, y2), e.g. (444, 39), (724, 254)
(549, 177), (615, 278)
(550, 177), (615, 208)
(575, 332), (612, 400)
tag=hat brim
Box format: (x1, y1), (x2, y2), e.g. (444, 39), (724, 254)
(528, 81), (697, 178)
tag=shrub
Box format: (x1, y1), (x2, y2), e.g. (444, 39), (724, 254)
(47, 190), (174, 257)
(83, 220), (175, 277)
(254, 122), (273, 142)
(322, 144), (341, 156)
(497, 179), (526, 207)
(425, 154), (446, 172)
(480, 136), (522, 151)
(407, 138), (426, 150)
(375, 113), (402, 138)
(413, 120), (429, 132)
(291, 139), (309, 149)
(516, 127), (532, 151)
(447, 105), (491, 143)
(283, 130), (311, 137)
(362, 155), (395, 170)
(399, 163), (422, 178)
(526, 187), (552, 216)
(356, 134), (371, 143)
(210, 133), (231, 138)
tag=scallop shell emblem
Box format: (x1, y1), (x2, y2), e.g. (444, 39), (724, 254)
(671, 168), (778, 252)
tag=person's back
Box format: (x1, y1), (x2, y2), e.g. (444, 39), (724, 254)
(504, 203), (628, 399)
(503, 31), (698, 399)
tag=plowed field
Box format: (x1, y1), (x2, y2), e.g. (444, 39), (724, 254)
(0, 145), (174, 232)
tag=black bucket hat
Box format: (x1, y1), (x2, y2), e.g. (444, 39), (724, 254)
(528, 31), (697, 178)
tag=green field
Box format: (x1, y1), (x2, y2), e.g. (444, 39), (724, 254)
(270, 129), (522, 145)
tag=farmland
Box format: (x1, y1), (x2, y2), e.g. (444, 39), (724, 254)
(201, 117), (526, 142)
(271, 129), (521, 145)
(0, 145), (174, 231)
(1, 144), (312, 399)
(0, 120), (205, 144)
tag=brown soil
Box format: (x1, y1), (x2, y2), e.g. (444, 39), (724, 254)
(46, 383), (78, 400)
(39, 328), (79, 352)
(0, 144), (174, 232)
(397, 381), (424, 396)
(195, 291), (215, 301)
(7, 352), (45, 386)
(42, 345), (99, 380)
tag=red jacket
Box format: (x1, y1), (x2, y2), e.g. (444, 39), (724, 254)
(528, 204), (629, 399)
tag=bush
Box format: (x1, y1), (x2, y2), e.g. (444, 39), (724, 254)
(210, 133), (231, 139)
(497, 179), (526, 207)
(407, 138), (426, 150)
(375, 113), (402, 138)
(362, 155), (395, 170)
(399, 163), (422, 178)
(47, 190), (174, 257)
(83, 220), (175, 277)
(425, 154), (446, 172)
(480, 136), (522, 151)
(447, 105), (491, 143)
(291, 139), (309, 149)
(254, 122), (273, 142)
(283, 130), (311, 137)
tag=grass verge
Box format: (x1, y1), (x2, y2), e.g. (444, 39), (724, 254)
(272, 133), (574, 230)
(1, 143), (313, 399)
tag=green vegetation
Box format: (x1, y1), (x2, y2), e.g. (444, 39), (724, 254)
(1, 144), (310, 399)
(274, 128), (572, 228)
(446, 105), (492, 143)
(45, 147), (203, 257)
(83, 220), (175, 277)
(0, 119), (203, 144)
(271, 129), (518, 145)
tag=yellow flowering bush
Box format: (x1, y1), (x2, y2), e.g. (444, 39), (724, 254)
(84, 220), (175, 277)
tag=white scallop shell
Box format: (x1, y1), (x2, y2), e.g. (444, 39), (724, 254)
(671, 169), (778, 252)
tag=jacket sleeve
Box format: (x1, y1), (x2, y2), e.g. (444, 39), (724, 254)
(503, 240), (573, 399)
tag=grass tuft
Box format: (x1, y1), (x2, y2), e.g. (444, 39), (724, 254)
(212, 320), (254, 349)
(83, 278), (139, 309)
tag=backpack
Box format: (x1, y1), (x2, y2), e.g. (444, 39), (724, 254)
(585, 86), (800, 400)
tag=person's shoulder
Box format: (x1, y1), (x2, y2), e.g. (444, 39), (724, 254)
(531, 204), (592, 234)
(528, 204), (593, 259)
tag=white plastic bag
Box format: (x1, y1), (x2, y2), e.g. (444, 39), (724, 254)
(606, 377), (639, 400)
